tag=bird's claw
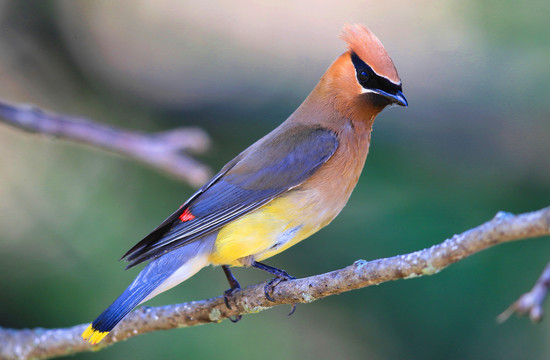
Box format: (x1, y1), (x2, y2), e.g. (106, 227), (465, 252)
(263, 273), (296, 301)
(221, 265), (243, 323)
(250, 261), (298, 315)
(229, 314), (242, 323)
(288, 303), (297, 316)
(263, 277), (280, 302)
(223, 286), (243, 323)
(223, 286), (241, 310)
(263, 274), (297, 315)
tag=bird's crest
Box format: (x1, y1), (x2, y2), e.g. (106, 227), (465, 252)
(340, 24), (401, 84)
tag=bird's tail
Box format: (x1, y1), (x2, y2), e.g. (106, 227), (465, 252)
(82, 239), (213, 344)
(81, 275), (164, 344)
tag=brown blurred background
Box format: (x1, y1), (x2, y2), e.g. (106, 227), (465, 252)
(0, 1), (549, 359)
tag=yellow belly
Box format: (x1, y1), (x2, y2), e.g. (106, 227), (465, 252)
(208, 190), (332, 266)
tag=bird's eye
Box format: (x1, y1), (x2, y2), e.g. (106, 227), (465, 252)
(358, 71), (369, 82)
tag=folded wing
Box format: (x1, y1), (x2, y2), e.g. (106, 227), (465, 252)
(123, 125), (338, 268)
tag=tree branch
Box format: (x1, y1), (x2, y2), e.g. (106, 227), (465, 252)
(498, 260), (550, 323)
(0, 99), (212, 187)
(1, 206), (548, 360)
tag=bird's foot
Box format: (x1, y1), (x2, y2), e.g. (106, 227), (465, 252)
(222, 265), (242, 323)
(264, 275), (298, 316)
(251, 261), (298, 315)
(263, 272), (295, 301)
(223, 286), (241, 308)
(223, 287), (242, 323)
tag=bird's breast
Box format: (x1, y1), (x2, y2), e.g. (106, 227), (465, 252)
(300, 120), (372, 213)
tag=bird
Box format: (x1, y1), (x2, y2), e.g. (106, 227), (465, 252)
(82, 23), (407, 345)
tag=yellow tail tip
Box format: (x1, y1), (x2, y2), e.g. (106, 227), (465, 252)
(82, 324), (108, 345)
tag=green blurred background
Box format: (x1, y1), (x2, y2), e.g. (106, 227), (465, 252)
(1, 1), (549, 359)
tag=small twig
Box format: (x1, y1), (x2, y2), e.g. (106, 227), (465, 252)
(1, 206), (549, 360)
(0, 99), (212, 187)
(498, 261), (550, 323)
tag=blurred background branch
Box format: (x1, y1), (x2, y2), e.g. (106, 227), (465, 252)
(499, 260), (550, 323)
(0, 100), (211, 187)
(1, 206), (548, 360)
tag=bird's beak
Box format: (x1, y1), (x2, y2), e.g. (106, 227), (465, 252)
(392, 90), (408, 107)
(373, 89), (408, 107)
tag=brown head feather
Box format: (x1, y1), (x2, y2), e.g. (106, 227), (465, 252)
(340, 24), (401, 84)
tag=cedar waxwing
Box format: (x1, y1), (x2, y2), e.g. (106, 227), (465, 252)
(82, 24), (407, 345)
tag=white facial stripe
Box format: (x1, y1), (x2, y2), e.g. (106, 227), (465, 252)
(373, 71), (401, 86)
(360, 88), (378, 95)
(384, 77), (401, 86)
(355, 75), (401, 92)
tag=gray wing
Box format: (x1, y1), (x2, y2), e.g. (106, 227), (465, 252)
(123, 125), (338, 268)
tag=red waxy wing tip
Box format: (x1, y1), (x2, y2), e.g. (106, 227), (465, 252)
(178, 208), (196, 222)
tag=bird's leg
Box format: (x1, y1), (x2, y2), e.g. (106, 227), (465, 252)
(222, 265), (242, 323)
(251, 261), (297, 315)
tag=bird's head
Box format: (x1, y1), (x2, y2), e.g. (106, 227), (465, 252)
(341, 24), (407, 108)
(316, 24), (407, 119)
